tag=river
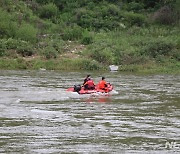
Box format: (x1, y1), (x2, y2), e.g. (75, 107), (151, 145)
(0, 70), (179, 153)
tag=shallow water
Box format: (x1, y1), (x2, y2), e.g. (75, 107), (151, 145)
(0, 70), (179, 153)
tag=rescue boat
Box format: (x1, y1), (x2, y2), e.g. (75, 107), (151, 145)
(67, 83), (113, 94)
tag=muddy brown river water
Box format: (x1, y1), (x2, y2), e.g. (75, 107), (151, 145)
(0, 70), (179, 153)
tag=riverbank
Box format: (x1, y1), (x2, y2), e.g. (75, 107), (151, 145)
(0, 57), (179, 74)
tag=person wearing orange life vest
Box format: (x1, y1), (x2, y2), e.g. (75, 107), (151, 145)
(83, 77), (95, 90)
(98, 77), (107, 90)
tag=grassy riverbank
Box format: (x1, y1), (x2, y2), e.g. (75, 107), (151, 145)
(0, 57), (101, 70)
(0, 0), (179, 73)
(0, 57), (179, 74)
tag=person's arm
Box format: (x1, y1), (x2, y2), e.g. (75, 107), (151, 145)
(83, 79), (86, 85)
(84, 81), (88, 86)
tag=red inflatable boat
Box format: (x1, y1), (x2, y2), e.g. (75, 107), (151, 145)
(67, 83), (113, 94)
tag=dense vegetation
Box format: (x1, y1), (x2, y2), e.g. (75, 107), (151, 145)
(0, 0), (179, 73)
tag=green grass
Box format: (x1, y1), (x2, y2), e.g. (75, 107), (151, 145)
(0, 57), (102, 70)
(0, 57), (179, 74)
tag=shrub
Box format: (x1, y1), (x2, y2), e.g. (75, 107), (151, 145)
(177, 38), (180, 49)
(39, 3), (58, 19)
(96, 2), (119, 17)
(81, 31), (93, 45)
(123, 11), (147, 26)
(0, 49), (5, 57)
(7, 39), (34, 56)
(51, 39), (64, 54)
(39, 37), (65, 54)
(151, 6), (175, 25)
(16, 23), (38, 43)
(62, 24), (84, 40)
(171, 50), (180, 61)
(85, 47), (114, 64)
(72, 58), (101, 70)
(75, 8), (88, 21)
(126, 2), (145, 12)
(35, 0), (50, 4)
(112, 50), (147, 65)
(0, 39), (7, 56)
(0, 8), (17, 37)
(16, 41), (34, 57)
(0, 38), (34, 57)
(108, 4), (120, 15)
(82, 59), (100, 70)
(142, 40), (175, 58)
(41, 46), (58, 59)
(5, 38), (20, 49)
(74, 4), (121, 31)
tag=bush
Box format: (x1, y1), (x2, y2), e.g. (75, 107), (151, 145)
(112, 50), (147, 65)
(171, 50), (180, 61)
(39, 3), (58, 19)
(126, 2), (145, 12)
(0, 39), (7, 56)
(142, 40), (175, 58)
(85, 48), (114, 64)
(72, 58), (101, 70)
(0, 38), (34, 57)
(0, 8), (17, 37)
(81, 31), (93, 45)
(123, 11), (147, 26)
(16, 41), (34, 57)
(62, 24), (84, 40)
(75, 8), (88, 21)
(51, 39), (64, 54)
(5, 38), (20, 49)
(16, 23), (38, 43)
(0, 49), (5, 57)
(151, 6), (175, 25)
(41, 46), (58, 59)
(106, 4), (120, 16)
(74, 4), (121, 31)
(75, 8), (98, 30)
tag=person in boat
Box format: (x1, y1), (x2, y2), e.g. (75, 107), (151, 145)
(83, 74), (91, 85)
(83, 77), (95, 90)
(98, 77), (108, 90)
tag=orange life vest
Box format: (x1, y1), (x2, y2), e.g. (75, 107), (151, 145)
(98, 80), (107, 89)
(84, 80), (95, 89)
